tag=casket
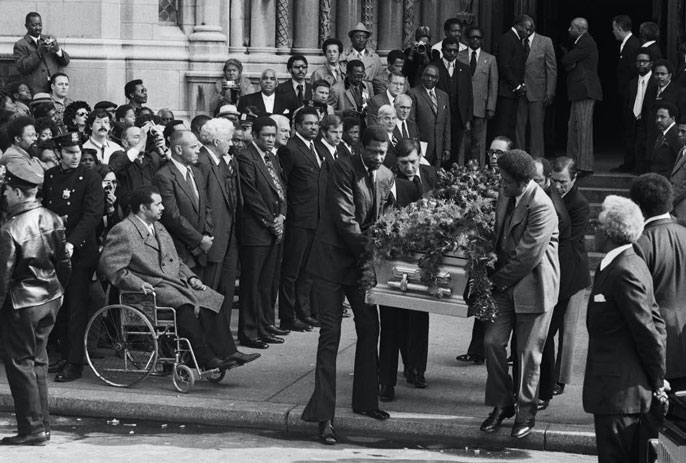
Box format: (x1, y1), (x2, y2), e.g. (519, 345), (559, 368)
(365, 253), (469, 317)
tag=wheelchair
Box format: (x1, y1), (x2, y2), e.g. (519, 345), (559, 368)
(83, 290), (229, 393)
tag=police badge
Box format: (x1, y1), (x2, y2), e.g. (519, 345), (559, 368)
(62, 189), (71, 199)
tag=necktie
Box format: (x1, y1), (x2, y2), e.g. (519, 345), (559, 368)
(448, 61), (454, 77)
(657, 86), (664, 100)
(185, 168), (199, 207)
(402, 121), (409, 139)
(310, 142), (321, 167)
(656, 132), (665, 151)
(633, 78), (646, 118)
(297, 84), (304, 106)
(470, 50), (477, 76)
(369, 169), (378, 220)
(263, 153), (285, 201)
(523, 38), (530, 58)
(413, 175), (423, 196)
(429, 89), (438, 114)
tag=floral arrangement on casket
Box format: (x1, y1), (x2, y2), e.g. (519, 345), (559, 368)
(362, 163), (501, 322)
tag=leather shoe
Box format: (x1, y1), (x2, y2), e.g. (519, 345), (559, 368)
(511, 419), (535, 438)
(537, 399), (549, 411)
(261, 334), (285, 344)
(379, 385), (395, 402)
(203, 356), (236, 371)
(552, 382), (565, 396)
(55, 362), (82, 382)
(223, 351), (260, 366)
(265, 324), (290, 336)
(303, 316), (320, 328)
(480, 406), (515, 432)
(281, 319), (312, 332)
(353, 409), (390, 420)
(48, 359), (67, 374)
(407, 370), (428, 389)
(239, 337), (269, 349)
(1, 432), (48, 446)
(318, 420), (336, 445)
(455, 353), (484, 364)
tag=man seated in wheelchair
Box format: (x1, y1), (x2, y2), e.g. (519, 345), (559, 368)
(98, 185), (260, 371)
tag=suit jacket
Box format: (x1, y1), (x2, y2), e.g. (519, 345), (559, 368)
(43, 164), (104, 269)
(432, 59), (473, 128)
(641, 42), (663, 61)
(366, 91), (391, 127)
(549, 188), (572, 301)
(236, 143), (287, 246)
(389, 177), (421, 207)
(307, 155), (394, 286)
(407, 85), (451, 167)
(152, 161), (213, 269)
(634, 217), (686, 379)
(108, 149), (162, 211)
(496, 29), (526, 98)
(522, 34), (557, 102)
(458, 48), (499, 118)
(670, 147), (686, 207)
(196, 147), (242, 263)
(562, 185), (591, 296)
(651, 123), (680, 177)
(491, 181), (559, 313)
(561, 33), (603, 101)
(98, 215), (223, 314)
(310, 63), (347, 89)
(617, 34), (641, 96)
(397, 164), (437, 196)
(238, 90), (268, 116)
(274, 80), (312, 116)
(340, 48), (382, 82)
(330, 80), (374, 113)
(280, 136), (334, 230)
(583, 247), (666, 414)
(13, 33), (71, 93)
(391, 119), (418, 143)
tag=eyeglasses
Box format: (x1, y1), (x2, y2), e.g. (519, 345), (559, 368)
(291, 65), (308, 69)
(487, 149), (504, 156)
(76, 111), (88, 116)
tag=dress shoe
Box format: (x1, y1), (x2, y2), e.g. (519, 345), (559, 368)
(552, 382), (565, 396)
(1, 432), (48, 446)
(353, 409), (390, 420)
(537, 399), (550, 411)
(318, 420), (336, 445)
(455, 353), (484, 364)
(480, 406), (515, 433)
(511, 419), (535, 438)
(48, 359), (67, 374)
(281, 319), (312, 332)
(223, 351), (261, 366)
(303, 316), (320, 328)
(239, 337), (269, 349)
(407, 370), (428, 389)
(54, 362), (82, 382)
(202, 356), (236, 371)
(261, 334), (285, 344)
(379, 385), (395, 402)
(265, 324), (290, 336)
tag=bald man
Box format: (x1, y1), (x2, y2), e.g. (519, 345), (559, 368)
(238, 69), (278, 116)
(561, 18), (602, 176)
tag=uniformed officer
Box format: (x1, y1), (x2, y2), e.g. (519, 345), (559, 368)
(43, 132), (104, 382)
(0, 160), (71, 446)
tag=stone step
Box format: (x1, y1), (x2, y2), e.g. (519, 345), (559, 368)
(576, 172), (635, 190)
(578, 186), (629, 204)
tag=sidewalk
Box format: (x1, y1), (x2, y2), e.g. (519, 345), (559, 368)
(0, 292), (596, 455)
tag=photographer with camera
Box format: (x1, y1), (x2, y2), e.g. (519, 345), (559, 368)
(403, 27), (433, 88)
(13, 12), (70, 94)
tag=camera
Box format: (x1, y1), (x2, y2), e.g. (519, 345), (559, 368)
(414, 41), (428, 55)
(104, 184), (113, 195)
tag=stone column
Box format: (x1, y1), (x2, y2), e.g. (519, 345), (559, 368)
(276, 0), (291, 54)
(337, 0), (359, 47)
(293, 0), (320, 54)
(377, 0), (402, 53)
(402, 0), (417, 48)
(361, 0), (376, 50)
(319, 0), (333, 44)
(250, 0), (277, 53)
(229, 0), (246, 53)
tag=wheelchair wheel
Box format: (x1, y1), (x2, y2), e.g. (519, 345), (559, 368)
(172, 364), (195, 393)
(84, 304), (158, 388)
(206, 369), (226, 383)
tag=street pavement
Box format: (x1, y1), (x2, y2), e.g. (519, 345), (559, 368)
(0, 290), (595, 455)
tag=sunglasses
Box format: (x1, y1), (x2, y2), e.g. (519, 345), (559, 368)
(76, 111), (88, 116)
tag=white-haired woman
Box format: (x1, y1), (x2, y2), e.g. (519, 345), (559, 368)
(584, 195), (667, 463)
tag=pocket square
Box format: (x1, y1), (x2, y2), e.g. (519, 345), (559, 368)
(593, 293), (606, 302)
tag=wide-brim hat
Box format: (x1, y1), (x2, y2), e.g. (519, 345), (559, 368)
(349, 22), (372, 38)
(218, 104), (240, 117)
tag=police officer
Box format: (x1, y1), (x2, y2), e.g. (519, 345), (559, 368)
(0, 160), (71, 445)
(43, 132), (104, 382)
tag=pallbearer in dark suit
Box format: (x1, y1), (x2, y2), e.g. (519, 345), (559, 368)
(236, 117), (287, 349)
(302, 126), (395, 445)
(279, 108), (333, 332)
(585, 195), (666, 463)
(196, 118), (242, 340)
(0, 161), (71, 446)
(378, 140), (429, 403)
(43, 132), (104, 383)
(631, 174), (686, 391)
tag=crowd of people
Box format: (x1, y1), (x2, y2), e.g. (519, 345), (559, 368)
(0, 10), (684, 462)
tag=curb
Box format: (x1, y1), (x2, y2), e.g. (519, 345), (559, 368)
(0, 390), (596, 454)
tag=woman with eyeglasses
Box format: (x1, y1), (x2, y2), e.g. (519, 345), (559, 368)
(63, 101), (91, 142)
